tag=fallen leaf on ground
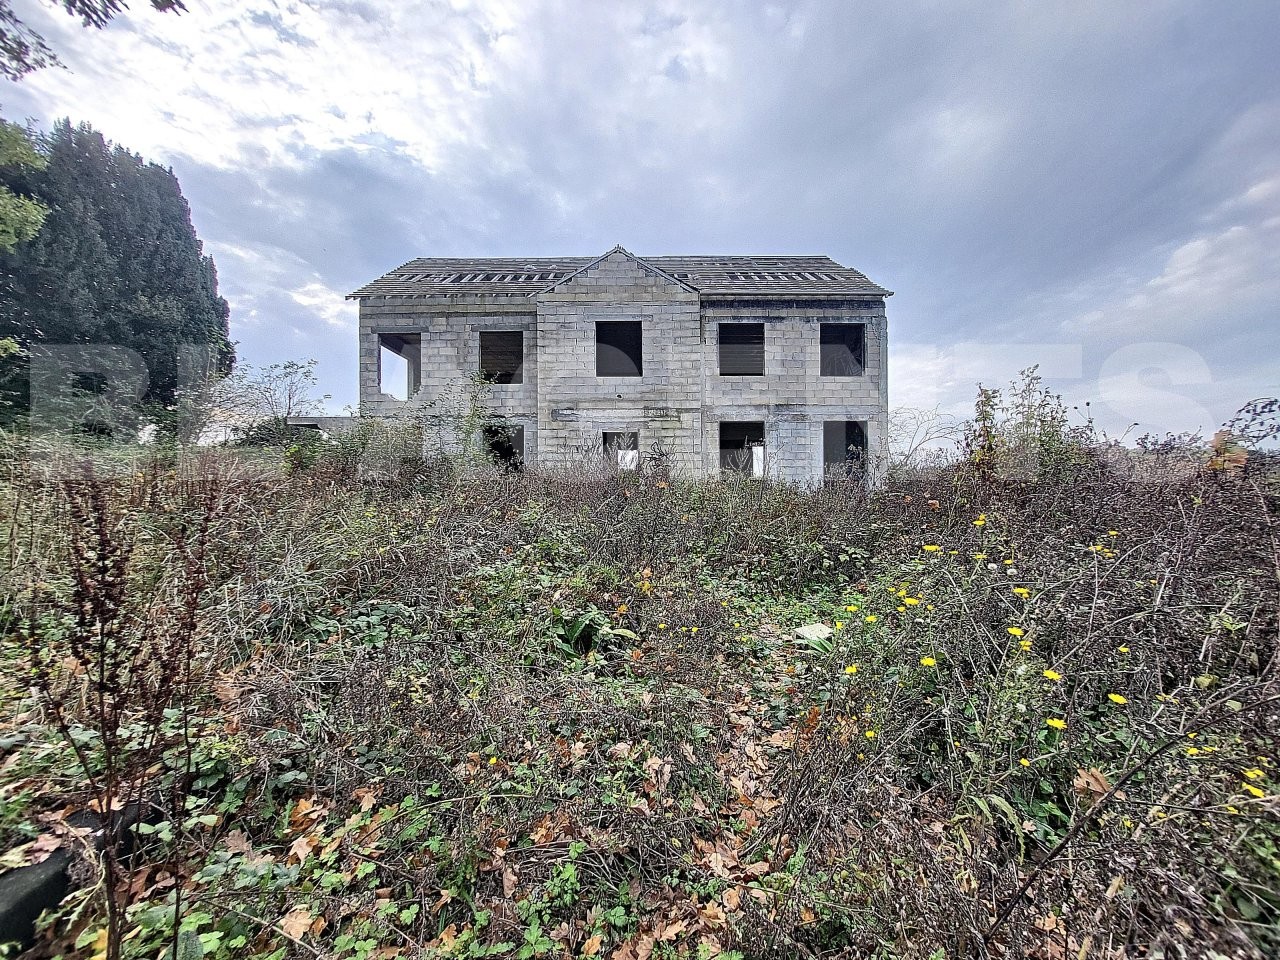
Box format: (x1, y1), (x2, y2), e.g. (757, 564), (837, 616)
(280, 906), (312, 940)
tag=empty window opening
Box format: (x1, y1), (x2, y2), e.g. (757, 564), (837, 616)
(379, 332), (422, 400)
(603, 431), (640, 471)
(823, 421), (868, 479)
(596, 321), (643, 377)
(720, 421), (765, 476)
(718, 323), (765, 376)
(480, 331), (524, 384)
(819, 323), (865, 377)
(483, 424), (525, 471)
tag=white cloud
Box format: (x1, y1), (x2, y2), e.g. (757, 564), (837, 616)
(290, 281), (356, 329)
(1064, 222), (1280, 341)
(3, 0), (1278, 428)
(6, 0), (529, 169)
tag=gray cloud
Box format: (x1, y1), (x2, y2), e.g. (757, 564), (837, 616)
(2, 0), (1278, 434)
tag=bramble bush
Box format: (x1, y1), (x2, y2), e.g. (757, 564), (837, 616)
(0, 379), (1277, 960)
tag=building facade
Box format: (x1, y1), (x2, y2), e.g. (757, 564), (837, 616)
(350, 246), (889, 485)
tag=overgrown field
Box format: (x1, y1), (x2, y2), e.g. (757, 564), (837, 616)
(2, 410), (1278, 959)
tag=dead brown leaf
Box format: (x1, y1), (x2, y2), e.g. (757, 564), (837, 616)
(700, 903), (727, 927)
(223, 830), (253, 854)
(1073, 768), (1112, 807)
(656, 919), (686, 942)
(287, 834), (316, 864)
(280, 906), (312, 940)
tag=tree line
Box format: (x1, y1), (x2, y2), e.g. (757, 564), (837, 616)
(0, 119), (234, 434)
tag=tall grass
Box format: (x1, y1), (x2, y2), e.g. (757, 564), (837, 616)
(1, 387), (1277, 959)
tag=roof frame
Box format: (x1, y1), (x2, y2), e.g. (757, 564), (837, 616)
(532, 245), (698, 297)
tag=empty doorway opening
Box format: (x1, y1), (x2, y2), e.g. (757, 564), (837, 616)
(720, 421), (765, 475)
(483, 423), (525, 471)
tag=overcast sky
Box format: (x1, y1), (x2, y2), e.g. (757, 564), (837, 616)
(3, 0), (1278, 436)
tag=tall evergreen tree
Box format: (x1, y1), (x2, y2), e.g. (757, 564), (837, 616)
(0, 120), (233, 423)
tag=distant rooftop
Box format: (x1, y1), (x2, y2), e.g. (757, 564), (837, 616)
(349, 252), (891, 299)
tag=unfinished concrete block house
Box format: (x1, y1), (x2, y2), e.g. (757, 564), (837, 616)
(349, 246), (889, 484)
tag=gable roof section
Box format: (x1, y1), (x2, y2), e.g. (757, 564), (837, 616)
(536, 245), (697, 295)
(349, 251), (890, 299)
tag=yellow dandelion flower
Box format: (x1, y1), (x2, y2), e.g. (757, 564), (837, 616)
(1118, 645), (1130, 653)
(1019, 758), (1031, 767)
(926, 604), (935, 611)
(1042, 669), (1064, 681)
(1019, 639), (1032, 651)
(1243, 768), (1264, 780)
(904, 596), (920, 606)
(865, 615), (878, 623)
(1108, 530), (1119, 537)
(488, 756), (498, 765)
(922, 544), (941, 552)
(896, 605), (906, 613)
(690, 626), (700, 634)
(1242, 783), (1265, 799)
(1045, 717), (1067, 730)
(864, 730), (876, 739)
(657, 623), (667, 630)
(1012, 587), (1030, 597)
(1107, 693), (1128, 705)
(973, 515), (986, 526)
(1004, 559), (1014, 565)
(844, 664), (858, 675)
(1007, 626), (1025, 637)
(1186, 747), (1200, 756)
(845, 604), (859, 612)
(972, 552), (987, 560)
(835, 620), (845, 630)
(617, 604), (628, 613)
(920, 656), (937, 667)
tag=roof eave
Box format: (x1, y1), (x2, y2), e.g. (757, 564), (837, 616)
(698, 288), (892, 298)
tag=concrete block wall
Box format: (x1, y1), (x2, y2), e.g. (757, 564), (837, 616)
(534, 251), (704, 472)
(358, 298), (539, 458)
(355, 259), (889, 484)
(700, 302), (888, 483)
